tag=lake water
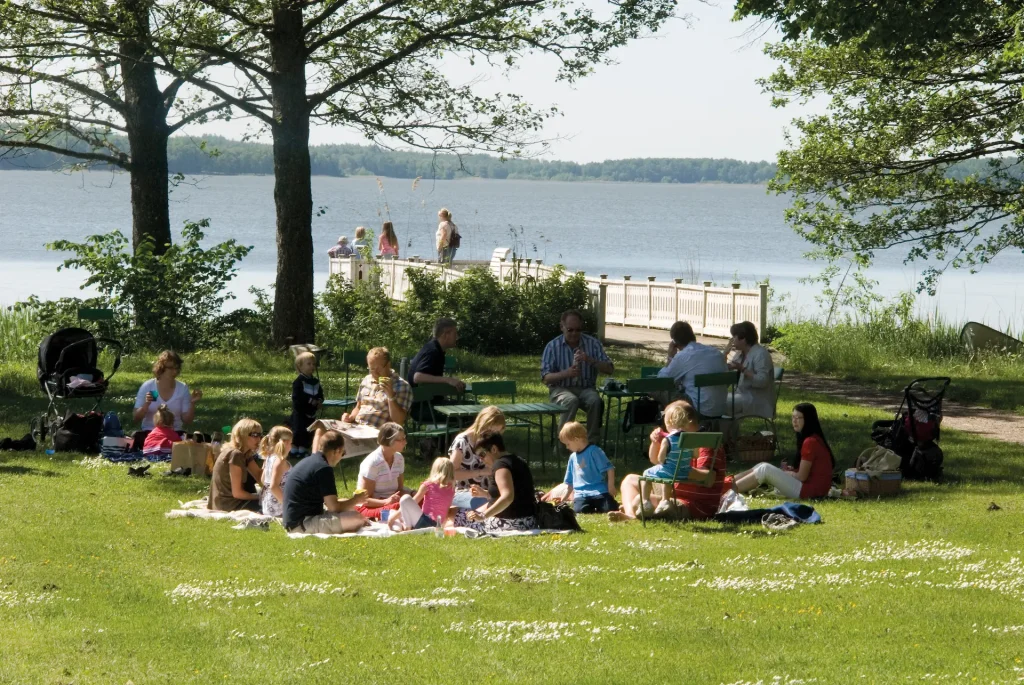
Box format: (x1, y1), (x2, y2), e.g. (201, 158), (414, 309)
(1, 169), (1022, 330)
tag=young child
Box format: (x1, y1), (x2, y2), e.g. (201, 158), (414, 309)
(639, 401), (699, 518)
(289, 352), (323, 456)
(259, 426), (293, 518)
(142, 405), (181, 460)
(389, 457), (456, 531)
(558, 421), (617, 514)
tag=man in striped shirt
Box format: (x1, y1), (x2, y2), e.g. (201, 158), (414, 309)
(541, 309), (614, 444)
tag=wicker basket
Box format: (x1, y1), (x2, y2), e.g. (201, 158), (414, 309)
(728, 432), (776, 463)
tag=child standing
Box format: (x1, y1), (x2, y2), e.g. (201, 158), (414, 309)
(260, 426), (293, 517)
(142, 405), (181, 460)
(639, 401), (698, 518)
(390, 457), (456, 531)
(290, 352), (323, 456)
(558, 421), (617, 514)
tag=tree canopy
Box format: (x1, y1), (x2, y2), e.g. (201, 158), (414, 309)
(736, 0), (1024, 292)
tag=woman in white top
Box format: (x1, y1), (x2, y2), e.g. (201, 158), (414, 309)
(435, 208), (459, 264)
(724, 321), (775, 419)
(356, 423), (412, 520)
(132, 350), (202, 431)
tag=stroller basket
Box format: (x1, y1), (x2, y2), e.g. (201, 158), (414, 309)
(871, 376), (951, 481)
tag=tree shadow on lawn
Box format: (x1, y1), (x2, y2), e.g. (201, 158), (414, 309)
(0, 464), (62, 477)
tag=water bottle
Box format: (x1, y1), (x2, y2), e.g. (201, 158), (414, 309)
(399, 356), (409, 379)
(434, 515), (444, 539)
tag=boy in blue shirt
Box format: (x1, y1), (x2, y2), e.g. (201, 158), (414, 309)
(559, 421), (618, 514)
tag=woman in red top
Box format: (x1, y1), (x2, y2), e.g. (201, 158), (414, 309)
(733, 403), (835, 499)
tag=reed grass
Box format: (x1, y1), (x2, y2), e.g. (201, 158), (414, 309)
(0, 306), (42, 363)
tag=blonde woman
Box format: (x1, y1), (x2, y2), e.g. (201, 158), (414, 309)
(208, 418), (264, 512)
(449, 405), (505, 509)
(355, 422), (412, 520)
(378, 221), (399, 257)
(132, 350), (202, 431)
(259, 426), (293, 517)
(435, 208), (459, 264)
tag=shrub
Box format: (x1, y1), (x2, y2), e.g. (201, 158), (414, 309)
(16, 221), (252, 353)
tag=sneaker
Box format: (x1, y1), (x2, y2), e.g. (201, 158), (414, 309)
(761, 513), (798, 532)
(653, 500), (677, 519)
(639, 499), (656, 518)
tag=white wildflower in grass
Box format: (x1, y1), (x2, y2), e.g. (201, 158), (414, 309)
(624, 540), (683, 552)
(76, 456), (116, 470)
(166, 578), (348, 607)
(985, 624), (1024, 634)
(220, 388), (281, 401)
(445, 619), (631, 644)
(587, 601), (643, 616)
(289, 550), (318, 559)
(375, 592), (472, 608)
(721, 677), (817, 685)
(0, 587), (57, 609)
(430, 587), (468, 595)
(227, 630), (277, 641)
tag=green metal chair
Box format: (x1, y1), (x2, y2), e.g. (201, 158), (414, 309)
(640, 365), (661, 379)
(406, 383), (462, 455)
(732, 367), (786, 457)
(637, 432), (723, 527)
(444, 354), (458, 376)
(321, 349), (366, 413)
(693, 370), (740, 429)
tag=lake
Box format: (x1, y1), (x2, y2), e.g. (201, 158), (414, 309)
(1, 169), (1022, 330)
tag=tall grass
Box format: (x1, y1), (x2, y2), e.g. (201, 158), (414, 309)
(0, 306), (42, 362)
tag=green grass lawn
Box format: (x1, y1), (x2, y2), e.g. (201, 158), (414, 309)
(1, 349), (1023, 684)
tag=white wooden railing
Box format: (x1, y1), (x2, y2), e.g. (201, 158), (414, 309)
(329, 247), (769, 341)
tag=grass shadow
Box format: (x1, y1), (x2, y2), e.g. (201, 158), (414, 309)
(0, 464), (62, 477)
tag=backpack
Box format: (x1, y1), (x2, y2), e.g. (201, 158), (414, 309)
(449, 231), (461, 249)
(622, 398), (660, 433)
(52, 410), (104, 453)
(102, 411), (124, 438)
(905, 442), (944, 482)
(535, 500), (583, 532)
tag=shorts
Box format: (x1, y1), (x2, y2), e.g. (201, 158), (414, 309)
(572, 493), (618, 514)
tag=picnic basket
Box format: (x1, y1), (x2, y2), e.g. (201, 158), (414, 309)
(728, 431), (776, 464)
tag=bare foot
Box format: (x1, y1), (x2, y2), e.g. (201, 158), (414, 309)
(608, 510), (632, 523)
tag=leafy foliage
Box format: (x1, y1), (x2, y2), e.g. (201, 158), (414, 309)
(740, 1), (1024, 293)
(16, 222), (252, 353)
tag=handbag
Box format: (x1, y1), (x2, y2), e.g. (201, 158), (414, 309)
(621, 398), (660, 433)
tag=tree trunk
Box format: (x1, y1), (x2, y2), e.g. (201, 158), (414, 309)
(269, 5), (315, 346)
(118, 0), (172, 255)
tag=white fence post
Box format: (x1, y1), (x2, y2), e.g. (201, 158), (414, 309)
(598, 278), (608, 343)
(673, 278), (682, 323)
(647, 276), (655, 329)
(759, 282), (769, 342)
(701, 281), (711, 336)
(731, 282), (740, 326)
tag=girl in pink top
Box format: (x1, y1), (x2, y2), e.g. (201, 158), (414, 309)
(378, 221), (400, 257)
(143, 405), (182, 458)
(390, 457), (456, 531)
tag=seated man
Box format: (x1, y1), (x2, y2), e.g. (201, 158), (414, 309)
(657, 321), (729, 418)
(282, 429), (367, 534)
(406, 317), (466, 420)
(312, 347), (413, 452)
(541, 309), (613, 444)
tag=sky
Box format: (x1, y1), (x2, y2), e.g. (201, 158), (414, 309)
(182, 2), (798, 164)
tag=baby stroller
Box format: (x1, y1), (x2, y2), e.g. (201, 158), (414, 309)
(34, 327), (123, 447)
(871, 377), (950, 481)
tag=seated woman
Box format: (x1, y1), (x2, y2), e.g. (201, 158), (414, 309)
(732, 403), (834, 499)
(133, 350), (202, 435)
(448, 406), (505, 509)
(355, 422), (413, 520)
(208, 419), (264, 512)
(724, 321), (775, 419)
(454, 434), (537, 533)
(609, 401), (725, 522)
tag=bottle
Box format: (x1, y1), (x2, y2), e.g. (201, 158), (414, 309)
(434, 515), (444, 539)
(399, 356), (409, 380)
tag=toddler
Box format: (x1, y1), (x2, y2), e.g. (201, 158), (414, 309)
(389, 457), (456, 531)
(142, 405), (181, 460)
(639, 401), (698, 518)
(558, 421), (617, 514)
(260, 426), (293, 517)
(289, 351), (323, 456)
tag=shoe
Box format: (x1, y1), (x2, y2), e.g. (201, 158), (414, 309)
(128, 464), (151, 478)
(653, 500), (677, 519)
(163, 467), (191, 477)
(639, 499), (656, 518)
(761, 513), (798, 532)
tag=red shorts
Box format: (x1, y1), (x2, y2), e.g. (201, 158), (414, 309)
(356, 502), (400, 520)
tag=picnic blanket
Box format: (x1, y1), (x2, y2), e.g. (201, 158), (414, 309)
(166, 499), (274, 525)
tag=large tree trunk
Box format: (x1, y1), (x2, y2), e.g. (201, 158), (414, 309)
(269, 5), (315, 346)
(118, 0), (171, 255)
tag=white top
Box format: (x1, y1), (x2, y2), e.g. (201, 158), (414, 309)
(357, 447), (405, 498)
(436, 220), (458, 249)
(134, 379), (192, 430)
(734, 343), (775, 419)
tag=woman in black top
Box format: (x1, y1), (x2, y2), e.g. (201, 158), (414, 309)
(455, 433), (537, 532)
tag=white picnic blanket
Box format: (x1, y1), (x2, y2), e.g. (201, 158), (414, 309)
(165, 498), (275, 525)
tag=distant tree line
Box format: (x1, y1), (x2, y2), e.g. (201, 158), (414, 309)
(1, 134), (779, 184)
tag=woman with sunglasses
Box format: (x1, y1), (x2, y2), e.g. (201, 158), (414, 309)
(208, 419), (265, 512)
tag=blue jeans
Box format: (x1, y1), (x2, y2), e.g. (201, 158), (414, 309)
(572, 493), (618, 514)
(452, 490), (488, 510)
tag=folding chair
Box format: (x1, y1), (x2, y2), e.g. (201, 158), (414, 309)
(693, 370), (740, 430)
(638, 432), (723, 527)
(621, 377), (676, 458)
(321, 349), (366, 414)
(406, 383), (462, 456)
(639, 366), (661, 379)
(444, 355), (458, 376)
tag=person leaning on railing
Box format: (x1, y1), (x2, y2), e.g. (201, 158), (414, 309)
(541, 309), (614, 445)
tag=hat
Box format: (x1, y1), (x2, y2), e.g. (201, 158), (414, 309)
(337, 236), (348, 244)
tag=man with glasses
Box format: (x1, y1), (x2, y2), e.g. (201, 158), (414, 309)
(541, 309), (614, 444)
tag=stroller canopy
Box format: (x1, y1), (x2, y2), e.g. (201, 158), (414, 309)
(37, 327), (101, 390)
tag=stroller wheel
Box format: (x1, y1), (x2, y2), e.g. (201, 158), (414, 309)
(31, 414), (49, 445)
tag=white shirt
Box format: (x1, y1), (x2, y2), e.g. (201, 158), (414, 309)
(357, 447), (405, 498)
(657, 342), (729, 416)
(134, 379), (192, 430)
(734, 344), (775, 419)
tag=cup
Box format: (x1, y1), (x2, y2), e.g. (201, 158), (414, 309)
(150, 391), (159, 401)
(380, 509), (390, 522)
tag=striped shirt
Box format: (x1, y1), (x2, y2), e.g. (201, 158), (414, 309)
(541, 333), (611, 389)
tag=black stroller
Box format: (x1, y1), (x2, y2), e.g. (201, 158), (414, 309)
(34, 327), (123, 447)
(871, 377), (951, 481)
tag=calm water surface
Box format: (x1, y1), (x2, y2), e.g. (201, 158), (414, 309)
(1, 170), (1021, 329)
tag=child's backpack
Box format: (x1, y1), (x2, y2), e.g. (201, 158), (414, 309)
(535, 499), (583, 532)
(102, 411), (124, 438)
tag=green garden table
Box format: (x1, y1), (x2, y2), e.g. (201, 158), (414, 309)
(434, 402), (565, 469)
